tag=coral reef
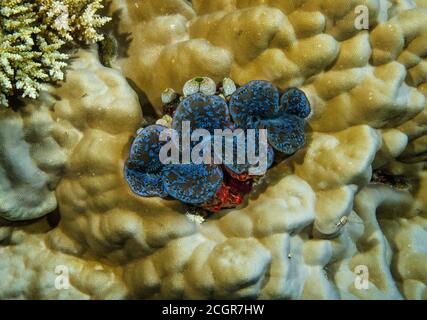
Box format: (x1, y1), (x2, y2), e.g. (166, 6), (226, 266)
(0, 0), (426, 300)
(0, 0), (110, 107)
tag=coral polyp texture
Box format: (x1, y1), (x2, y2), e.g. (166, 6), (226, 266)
(0, 0), (427, 300)
(0, 0), (110, 107)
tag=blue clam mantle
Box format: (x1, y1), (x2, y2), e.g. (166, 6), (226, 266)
(124, 79), (311, 208)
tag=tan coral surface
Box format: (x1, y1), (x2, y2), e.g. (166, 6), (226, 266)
(0, 96), (67, 221)
(0, 0), (427, 299)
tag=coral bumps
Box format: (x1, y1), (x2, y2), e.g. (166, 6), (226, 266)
(0, 0), (110, 107)
(1, 0), (427, 300)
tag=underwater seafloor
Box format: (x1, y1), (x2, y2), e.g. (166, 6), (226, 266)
(1, 0), (427, 300)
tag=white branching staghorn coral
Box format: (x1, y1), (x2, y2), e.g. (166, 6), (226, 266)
(0, 0), (110, 107)
(0, 0), (427, 300)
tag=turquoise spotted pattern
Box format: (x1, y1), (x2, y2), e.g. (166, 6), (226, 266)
(124, 124), (169, 197)
(128, 125), (167, 173)
(260, 115), (306, 155)
(124, 166), (167, 197)
(229, 80), (280, 129)
(172, 93), (232, 135)
(162, 164), (223, 205)
(229, 81), (310, 156)
(280, 87), (311, 118)
(223, 129), (275, 175)
(124, 80), (311, 206)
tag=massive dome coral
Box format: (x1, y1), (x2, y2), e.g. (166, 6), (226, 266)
(0, 0), (427, 299)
